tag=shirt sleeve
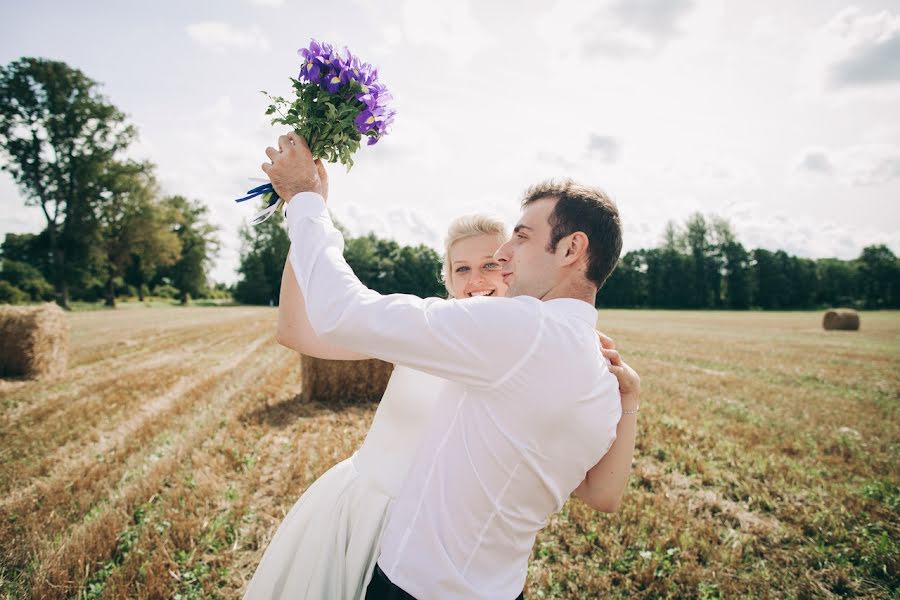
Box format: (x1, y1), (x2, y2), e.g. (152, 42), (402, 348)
(284, 193), (541, 387)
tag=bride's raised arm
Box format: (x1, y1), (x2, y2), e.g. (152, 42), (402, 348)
(276, 253), (370, 360)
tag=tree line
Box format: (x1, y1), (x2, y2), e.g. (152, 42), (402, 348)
(233, 210), (899, 310)
(233, 212), (445, 305)
(599, 214), (899, 310)
(0, 58), (220, 308)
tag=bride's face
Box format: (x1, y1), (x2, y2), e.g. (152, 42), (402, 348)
(448, 234), (509, 299)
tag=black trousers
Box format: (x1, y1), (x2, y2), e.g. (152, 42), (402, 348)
(365, 564), (525, 600)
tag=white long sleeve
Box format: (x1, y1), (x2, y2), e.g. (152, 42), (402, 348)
(285, 192), (541, 387)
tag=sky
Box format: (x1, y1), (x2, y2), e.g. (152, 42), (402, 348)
(2, 0), (899, 284)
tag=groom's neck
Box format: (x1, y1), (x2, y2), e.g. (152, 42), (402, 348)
(540, 279), (597, 305)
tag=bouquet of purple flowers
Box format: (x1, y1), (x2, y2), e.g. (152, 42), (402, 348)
(236, 39), (396, 224)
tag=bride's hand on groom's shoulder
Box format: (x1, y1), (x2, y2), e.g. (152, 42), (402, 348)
(262, 132), (327, 202)
(597, 332), (641, 401)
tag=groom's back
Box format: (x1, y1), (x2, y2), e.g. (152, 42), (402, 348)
(378, 297), (621, 600)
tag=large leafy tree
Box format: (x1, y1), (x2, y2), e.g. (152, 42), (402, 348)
(0, 57), (136, 308)
(123, 193), (183, 303)
(158, 196), (219, 304)
(95, 162), (181, 307)
(234, 212), (290, 306)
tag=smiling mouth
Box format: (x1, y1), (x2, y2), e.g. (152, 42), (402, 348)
(467, 290), (495, 298)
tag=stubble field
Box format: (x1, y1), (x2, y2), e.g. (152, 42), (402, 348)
(0, 306), (897, 599)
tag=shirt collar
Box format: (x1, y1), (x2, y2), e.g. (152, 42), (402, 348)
(544, 298), (598, 326)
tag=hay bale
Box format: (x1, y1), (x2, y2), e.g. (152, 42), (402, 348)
(823, 308), (860, 331)
(0, 303), (69, 379)
(301, 356), (394, 403)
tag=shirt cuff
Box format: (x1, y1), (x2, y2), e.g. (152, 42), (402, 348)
(284, 192), (328, 230)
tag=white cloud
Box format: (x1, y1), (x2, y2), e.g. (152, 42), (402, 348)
(537, 0), (723, 60)
(794, 148), (834, 175)
(400, 1), (493, 65)
(806, 6), (900, 93)
(656, 154), (760, 188)
(336, 202), (441, 249)
(248, 0), (284, 5)
(793, 144), (900, 186)
(185, 22), (271, 54)
(749, 16), (778, 42)
(733, 212), (900, 260)
(587, 134), (622, 163)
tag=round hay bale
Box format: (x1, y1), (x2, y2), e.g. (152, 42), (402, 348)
(823, 308), (860, 331)
(301, 355), (394, 403)
(0, 303), (69, 379)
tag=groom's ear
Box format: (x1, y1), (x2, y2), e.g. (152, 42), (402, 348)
(560, 231), (589, 266)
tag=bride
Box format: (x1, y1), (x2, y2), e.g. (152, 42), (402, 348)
(243, 212), (641, 599)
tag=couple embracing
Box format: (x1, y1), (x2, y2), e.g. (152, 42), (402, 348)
(244, 132), (641, 600)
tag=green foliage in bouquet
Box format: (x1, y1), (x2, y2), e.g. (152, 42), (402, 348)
(265, 81), (364, 170)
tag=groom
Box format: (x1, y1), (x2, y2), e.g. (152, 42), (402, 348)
(264, 132), (625, 600)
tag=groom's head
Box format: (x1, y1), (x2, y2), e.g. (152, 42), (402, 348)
(494, 179), (622, 300)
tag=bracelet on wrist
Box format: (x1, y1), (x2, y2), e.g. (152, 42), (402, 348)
(622, 406), (640, 415)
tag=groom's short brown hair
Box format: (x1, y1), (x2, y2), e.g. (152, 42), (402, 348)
(521, 179), (623, 289)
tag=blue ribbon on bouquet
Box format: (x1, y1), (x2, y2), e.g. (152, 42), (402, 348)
(234, 180), (284, 225)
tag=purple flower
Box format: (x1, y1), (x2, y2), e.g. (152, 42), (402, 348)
(294, 38), (396, 153)
(300, 58), (321, 82)
(325, 74), (343, 93)
(354, 109), (377, 133)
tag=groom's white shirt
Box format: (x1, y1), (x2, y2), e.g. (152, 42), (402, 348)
(286, 193), (621, 600)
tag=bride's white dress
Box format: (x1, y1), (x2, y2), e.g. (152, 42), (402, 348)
(243, 365), (444, 599)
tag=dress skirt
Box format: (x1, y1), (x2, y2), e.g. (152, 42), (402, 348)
(243, 456), (392, 600)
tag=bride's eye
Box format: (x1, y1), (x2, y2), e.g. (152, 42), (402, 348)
(455, 266), (470, 273)
(483, 262), (501, 270)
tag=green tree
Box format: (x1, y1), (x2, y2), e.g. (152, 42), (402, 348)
(0, 280), (28, 304)
(720, 240), (751, 309)
(857, 244), (899, 308)
(752, 249), (793, 309)
(598, 250), (647, 308)
(0, 58), (136, 308)
(0, 259), (53, 301)
(343, 233), (401, 294)
(683, 213), (711, 308)
(159, 196), (219, 305)
(234, 212), (290, 305)
(644, 247), (692, 308)
(123, 194), (183, 302)
(1, 232), (51, 278)
(815, 258), (860, 308)
(392, 244), (445, 298)
(94, 162), (181, 307)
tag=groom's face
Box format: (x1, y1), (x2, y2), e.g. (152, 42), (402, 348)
(494, 197), (562, 299)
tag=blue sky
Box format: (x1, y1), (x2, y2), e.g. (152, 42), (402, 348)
(2, 0), (899, 283)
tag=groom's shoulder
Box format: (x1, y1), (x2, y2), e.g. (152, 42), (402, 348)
(425, 294), (542, 312)
(469, 295), (543, 316)
(423, 295), (544, 328)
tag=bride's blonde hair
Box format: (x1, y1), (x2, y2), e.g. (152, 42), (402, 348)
(441, 214), (508, 298)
